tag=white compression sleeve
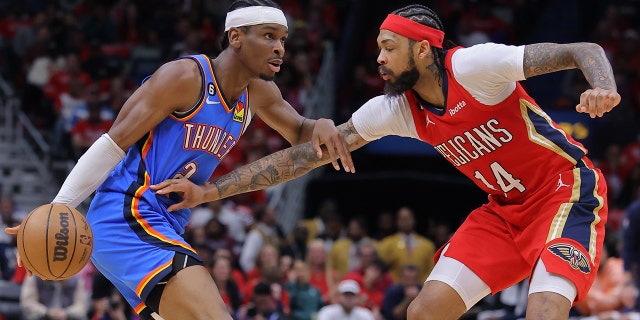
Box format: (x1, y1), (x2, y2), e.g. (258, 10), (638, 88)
(52, 133), (126, 207)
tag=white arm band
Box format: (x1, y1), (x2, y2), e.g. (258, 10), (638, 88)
(53, 133), (126, 207)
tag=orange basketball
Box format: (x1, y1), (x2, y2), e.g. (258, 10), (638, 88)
(17, 203), (93, 280)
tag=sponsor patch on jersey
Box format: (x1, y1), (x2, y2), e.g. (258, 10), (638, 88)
(547, 243), (591, 274)
(233, 101), (245, 122)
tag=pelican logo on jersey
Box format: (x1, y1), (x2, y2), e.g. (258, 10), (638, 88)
(449, 100), (467, 116)
(183, 122), (238, 159)
(233, 101), (245, 122)
(548, 243), (591, 274)
(433, 118), (513, 166)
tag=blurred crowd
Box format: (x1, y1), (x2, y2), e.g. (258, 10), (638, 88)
(0, 0), (639, 319)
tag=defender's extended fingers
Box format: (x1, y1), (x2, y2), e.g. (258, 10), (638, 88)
(322, 138), (342, 171)
(312, 135), (323, 159)
(333, 135), (354, 173)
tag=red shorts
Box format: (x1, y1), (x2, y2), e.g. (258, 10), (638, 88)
(436, 164), (608, 302)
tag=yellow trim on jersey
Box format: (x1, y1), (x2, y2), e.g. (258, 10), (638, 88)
(589, 171), (604, 260)
(519, 99), (586, 165)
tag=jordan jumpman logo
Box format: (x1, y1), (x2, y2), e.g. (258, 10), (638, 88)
(425, 114), (435, 127)
(555, 173), (571, 191)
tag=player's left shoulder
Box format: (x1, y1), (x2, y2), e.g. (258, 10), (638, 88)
(247, 79), (282, 110)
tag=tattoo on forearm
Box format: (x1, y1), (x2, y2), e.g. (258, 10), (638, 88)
(212, 118), (365, 199)
(524, 43), (616, 90)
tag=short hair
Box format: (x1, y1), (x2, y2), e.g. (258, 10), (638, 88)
(219, 0), (282, 50)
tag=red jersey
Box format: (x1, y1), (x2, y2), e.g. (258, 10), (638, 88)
(406, 47), (588, 204)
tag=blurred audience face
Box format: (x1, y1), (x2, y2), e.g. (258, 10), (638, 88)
(399, 265), (420, 287)
(211, 257), (232, 283)
(257, 244), (279, 269)
(396, 207), (416, 234)
(357, 244), (377, 268)
(347, 219), (365, 241)
(292, 260), (311, 283)
(307, 240), (326, 267)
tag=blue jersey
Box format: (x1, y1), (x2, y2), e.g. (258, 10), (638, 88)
(87, 55), (255, 315)
(96, 54), (252, 234)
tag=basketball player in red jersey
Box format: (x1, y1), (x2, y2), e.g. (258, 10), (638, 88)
(5, 1), (355, 320)
(152, 4), (621, 320)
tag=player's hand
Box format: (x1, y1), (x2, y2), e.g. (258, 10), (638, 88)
(311, 118), (355, 173)
(576, 87), (621, 118)
(4, 226), (32, 276)
(149, 178), (207, 212)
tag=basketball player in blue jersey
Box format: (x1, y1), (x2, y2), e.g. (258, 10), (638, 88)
(5, 1), (355, 319)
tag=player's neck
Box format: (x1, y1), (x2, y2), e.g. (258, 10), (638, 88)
(211, 52), (252, 102)
(413, 75), (444, 108)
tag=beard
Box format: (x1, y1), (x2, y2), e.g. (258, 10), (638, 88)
(383, 67), (419, 96)
(382, 54), (420, 96)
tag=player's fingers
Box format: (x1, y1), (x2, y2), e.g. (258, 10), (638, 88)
(322, 139), (342, 171)
(167, 201), (187, 212)
(150, 180), (183, 195)
(16, 252), (22, 267)
(4, 226), (18, 235)
(312, 136), (323, 158)
(334, 136), (354, 173)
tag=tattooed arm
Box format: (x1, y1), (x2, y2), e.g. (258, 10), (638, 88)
(150, 119), (369, 211)
(523, 42), (620, 117)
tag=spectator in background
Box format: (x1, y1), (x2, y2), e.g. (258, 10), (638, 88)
(300, 198), (339, 243)
(281, 224), (309, 261)
(372, 210), (395, 241)
(90, 271), (134, 320)
(239, 282), (287, 320)
(240, 204), (285, 273)
(378, 206), (435, 282)
(328, 216), (376, 279)
(344, 258), (391, 317)
(306, 239), (337, 303)
(623, 189), (640, 311)
(317, 279), (375, 320)
(210, 255), (243, 316)
(214, 247), (247, 296)
(71, 101), (113, 160)
(285, 259), (325, 320)
(20, 274), (89, 320)
(245, 243), (281, 285)
(202, 216), (236, 256)
(190, 200), (252, 256)
(381, 264), (422, 320)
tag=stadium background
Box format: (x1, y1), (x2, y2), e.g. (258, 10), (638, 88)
(0, 0), (638, 239)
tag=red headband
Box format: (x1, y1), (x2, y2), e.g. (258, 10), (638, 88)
(380, 14), (445, 48)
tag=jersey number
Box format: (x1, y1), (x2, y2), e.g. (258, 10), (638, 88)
(173, 162), (198, 179)
(473, 162), (525, 195)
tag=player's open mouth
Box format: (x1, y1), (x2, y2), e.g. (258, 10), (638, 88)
(268, 59), (282, 72)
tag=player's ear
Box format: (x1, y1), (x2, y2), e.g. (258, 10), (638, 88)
(227, 28), (242, 48)
(417, 40), (432, 58)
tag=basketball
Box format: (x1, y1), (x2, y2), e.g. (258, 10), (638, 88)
(17, 203), (93, 280)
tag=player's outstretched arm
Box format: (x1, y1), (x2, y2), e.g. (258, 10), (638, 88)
(150, 119), (368, 212)
(522, 42), (621, 118)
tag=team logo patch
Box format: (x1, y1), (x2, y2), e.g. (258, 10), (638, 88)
(548, 243), (591, 274)
(233, 101), (245, 122)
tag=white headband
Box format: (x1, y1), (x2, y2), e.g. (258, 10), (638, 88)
(224, 6), (288, 32)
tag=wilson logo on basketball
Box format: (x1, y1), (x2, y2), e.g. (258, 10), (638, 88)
(53, 212), (70, 262)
